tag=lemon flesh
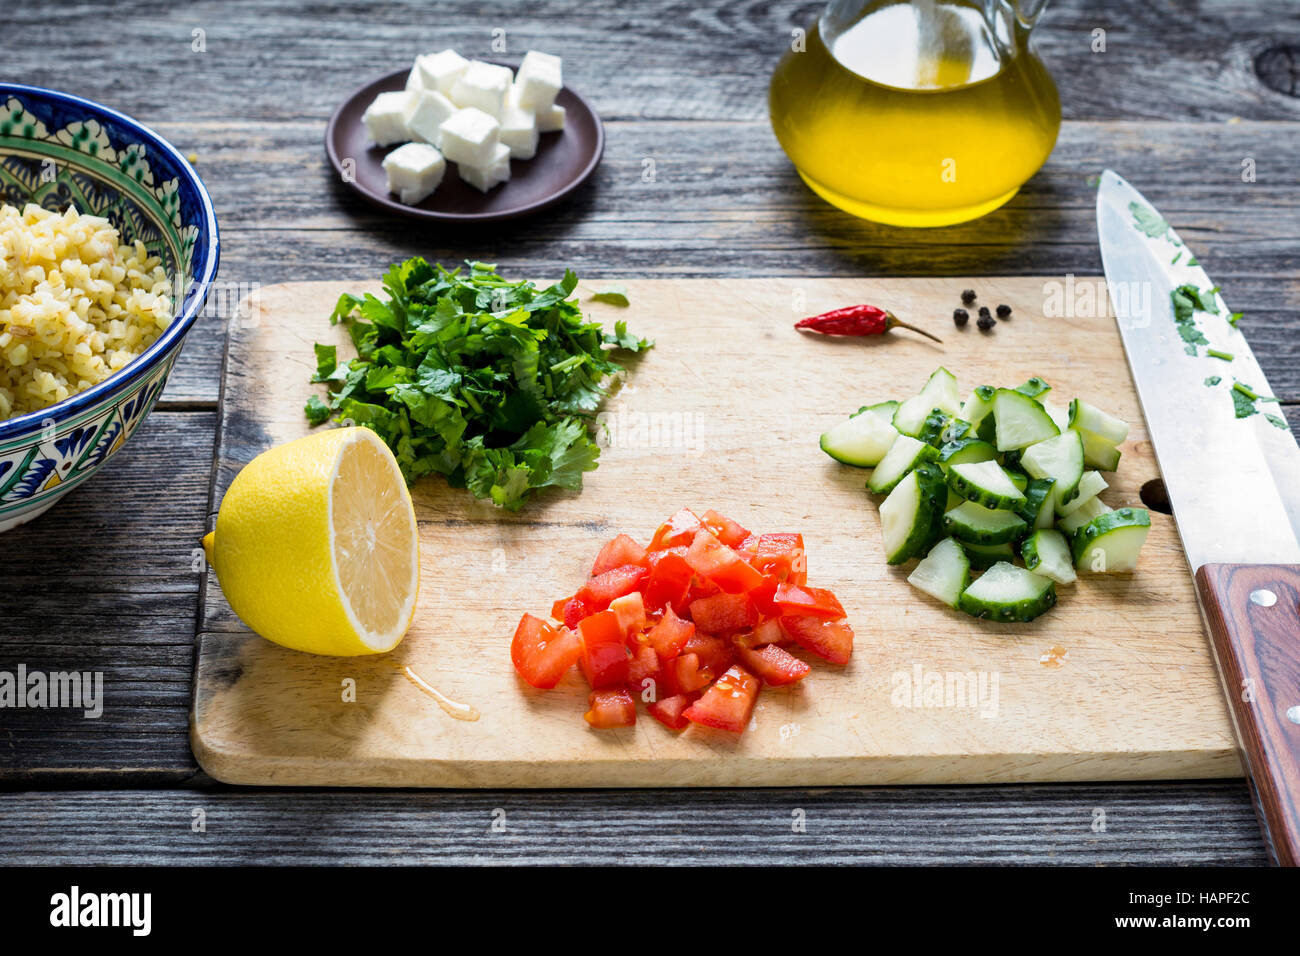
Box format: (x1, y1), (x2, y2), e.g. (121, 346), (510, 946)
(204, 427), (419, 656)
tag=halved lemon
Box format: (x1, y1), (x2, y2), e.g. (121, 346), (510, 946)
(202, 427), (419, 656)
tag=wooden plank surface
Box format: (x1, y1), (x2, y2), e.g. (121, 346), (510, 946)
(194, 277), (1238, 787)
(2, 0), (1298, 861)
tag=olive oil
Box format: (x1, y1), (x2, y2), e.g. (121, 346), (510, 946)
(770, 0), (1060, 226)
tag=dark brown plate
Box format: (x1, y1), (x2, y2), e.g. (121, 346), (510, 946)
(325, 65), (603, 222)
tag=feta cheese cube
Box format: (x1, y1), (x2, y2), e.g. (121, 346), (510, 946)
(536, 102), (566, 133)
(361, 90), (413, 146)
(437, 108), (500, 167)
(414, 49), (470, 96)
(513, 51), (562, 110)
(450, 61), (514, 118)
(457, 143), (511, 193)
(499, 87), (539, 160)
(403, 88), (457, 145)
(382, 142), (446, 204)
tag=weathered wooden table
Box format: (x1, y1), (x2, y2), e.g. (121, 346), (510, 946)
(2, 0), (1295, 864)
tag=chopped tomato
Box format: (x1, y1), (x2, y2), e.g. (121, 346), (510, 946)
(670, 653), (712, 694)
(591, 534), (649, 576)
(734, 642), (810, 686)
(683, 665), (761, 732)
(682, 631), (735, 675)
(578, 610), (631, 688)
(585, 688), (636, 728)
(608, 591), (647, 638)
(773, 582), (846, 619)
(734, 616), (785, 648)
(753, 533), (807, 584)
(626, 644), (661, 688)
(643, 551), (694, 614)
(780, 615), (854, 665)
(701, 509), (751, 548)
(647, 693), (698, 730)
(576, 564), (649, 611)
(735, 533), (760, 558)
(689, 591), (759, 634)
(646, 605), (694, 660)
(511, 614), (582, 689)
(685, 528), (764, 593)
(649, 508), (703, 550)
(746, 576), (780, 617)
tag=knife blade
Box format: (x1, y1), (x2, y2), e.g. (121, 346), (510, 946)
(1098, 169), (1300, 866)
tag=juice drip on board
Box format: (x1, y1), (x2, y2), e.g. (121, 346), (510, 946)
(399, 663), (481, 721)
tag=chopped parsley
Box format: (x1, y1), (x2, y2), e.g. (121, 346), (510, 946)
(1230, 380), (1280, 420)
(588, 284), (630, 307)
(306, 259), (652, 511)
(1204, 375), (1221, 387)
(1130, 202), (1169, 239)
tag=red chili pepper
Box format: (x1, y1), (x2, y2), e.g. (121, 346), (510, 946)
(795, 304), (942, 343)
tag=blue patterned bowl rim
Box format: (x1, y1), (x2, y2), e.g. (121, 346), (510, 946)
(0, 83), (220, 442)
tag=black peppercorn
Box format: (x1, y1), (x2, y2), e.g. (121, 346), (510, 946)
(953, 308), (969, 327)
(978, 306), (991, 317)
(996, 304), (1012, 319)
(960, 289), (976, 305)
(977, 313), (995, 332)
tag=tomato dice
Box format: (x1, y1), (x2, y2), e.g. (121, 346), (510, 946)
(670, 653), (713, 693)
(649, 508), (703, 550)
(682, 665), (761, 732)
(585, 688), (637, 728)
(753, 533), (807, 584)
(577, 564), (649, 611)
(643, 551), (694, 613)
(578, 610), (631, 688)
(646, 605), (694, 660)
(647, 693), (697, 730)
(685, 529), (764, 594)
(773, 582), (846, 619)
(780, 615), (854, 665)
(511, 614), (582, 689)
(609, 591), (648, 638)
(701, 510), (751, 548)
(689, 592), (759, 634)
(592, 534), (649, 576)
(626, 644), (661, 688)
(682, 631), (736, 676)
(734, 642), (810, 686)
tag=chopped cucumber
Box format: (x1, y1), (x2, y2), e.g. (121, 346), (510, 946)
(907, 537), (971, 608)
(820, 409), (899, 467)
(1014, 376), (1051, 399)
(860, 400), (900, 426)
(1069, 399), (1130, 445)
(945, 486), (964, 510)
(1056, 496), (1111, 535)
(879, 463), (947, 564)
(943, 499), (1028, 545)
(946, 460), (1027, 510)
(893, 367), (961, 437)
(938, 438), (998, 467)
(992, 388), (1060, 451)
(1020, 431), (1084, 506)
(1016, 477), (1057, 530)
(866, 435), (939, 494)
(1078, 428), (1122, 472)
(959, 385), (996, 430)
(1071, 507), (1150, 572)
(918, 410), (972, 448)
(1020, 529), (1077, 584)
(1044, 402), (1070, 435)
(1055, 470), (1108, 517)
(960, 540), (1016, 569)
(1004, 468), (1029, 492)
(957, 562), (1057, 623)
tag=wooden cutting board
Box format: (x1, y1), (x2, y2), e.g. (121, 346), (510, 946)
(193, 277), (1240, 787)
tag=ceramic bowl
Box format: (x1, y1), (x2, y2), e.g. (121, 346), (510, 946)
(0, 84), (219, 531)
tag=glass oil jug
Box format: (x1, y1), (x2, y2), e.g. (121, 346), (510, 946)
(769, 0), (1060, 227)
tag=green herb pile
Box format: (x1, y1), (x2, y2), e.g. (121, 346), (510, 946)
(306, 259), (651, 510)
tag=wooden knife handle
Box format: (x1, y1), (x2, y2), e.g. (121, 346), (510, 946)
(1196, 563), (1300, 866)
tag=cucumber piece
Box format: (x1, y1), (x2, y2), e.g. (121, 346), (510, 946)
(1069, 398), (1130, 445)
(1044, 402), (1070, 435)
(992, 388), (1060, 451)
(960, 540), (1016, 570)
(1004, 467), (1029, 492)
(938, 438), (998, 467)
(1014, 376), (1051, 399)
(918, 410), (972, 448)
(1000, 447), (1023, 472)
(861, 400), (900, 426)
(820, 409), (899, 467)
(945, 487), (964, 510)
(957, 562), (1057, 622)
(1056, 497), (1111, 535)
(1054, 470), (1108, 517)
(907, 537), (971, 608)
(959, 385), (996, 430)
(975, 409), (997, 444)
(1078, 428), (1122, 472)
(1016, 477), (1057, 530)
(1071, 507), (1150, 572)
(879, 463), (947, 565)
(946, 460), (1027, 510)
(866, 435), (939, 494)
(1020, 431), (1084, 506)
(1020, 528), (1077, 584)
(892, 367), (961, 437)
(942, 499), (1028, 545)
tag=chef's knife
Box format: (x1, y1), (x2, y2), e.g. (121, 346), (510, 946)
(1097, 169), (1300, 865)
